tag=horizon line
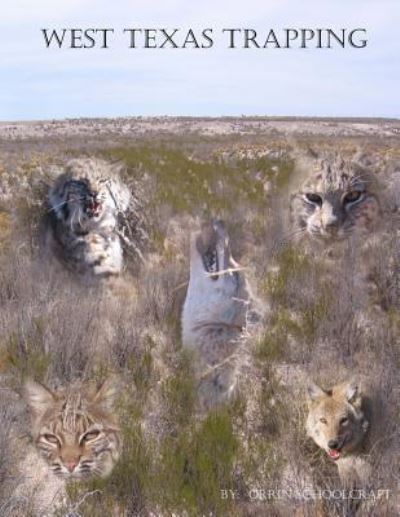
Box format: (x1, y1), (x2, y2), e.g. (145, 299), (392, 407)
(1, 114), (399, 124)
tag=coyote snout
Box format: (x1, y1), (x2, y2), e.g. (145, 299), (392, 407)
(306, 380), (370, 462)
(182, 220), (261, 408)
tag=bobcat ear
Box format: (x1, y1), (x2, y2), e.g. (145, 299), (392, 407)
(91, 377), (118, 410)
(110, 160), (124, 173)
(307, 382), (326, 402)
(305, 147), (319, 159)
(345, 380), (361, 406)
(23, 379), (56, 416)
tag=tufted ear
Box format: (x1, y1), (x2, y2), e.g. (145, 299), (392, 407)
(345, 379), (362, 407)
(305, 147), (319, 159)
(307, 382), (326, 402)
(24, 379), (56, 417)
(91, 377), (118, 411)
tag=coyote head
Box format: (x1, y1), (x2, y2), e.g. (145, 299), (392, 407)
(306, 380), (370, 461)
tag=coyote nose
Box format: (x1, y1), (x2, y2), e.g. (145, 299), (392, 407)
(328, 439), (339, 450)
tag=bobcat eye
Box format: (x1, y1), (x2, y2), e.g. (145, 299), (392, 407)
(44, 433), (59, 445)
(304, 193), (323, 206)
(81, 430), (101, 443)
(340, 417), (349, 426)
(343, 191), (362, 204)
(319, 418), (327, 424)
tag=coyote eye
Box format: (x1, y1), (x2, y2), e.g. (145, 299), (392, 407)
(339, 417), (349, 426)
(319, 418), (327, 425)
(343, 191), (362, 204)
(44, 433), (59, 445)
(305, 193), (323, 206)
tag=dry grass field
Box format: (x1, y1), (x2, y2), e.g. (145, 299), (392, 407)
(0, 117), (399, 516)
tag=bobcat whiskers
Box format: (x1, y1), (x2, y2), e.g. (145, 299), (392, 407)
(45, 158), (132, 278)
(23, 379), (122, 480)
(290, 153), (381, 244)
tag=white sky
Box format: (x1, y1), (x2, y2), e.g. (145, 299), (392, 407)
(1, 0), (399, 120)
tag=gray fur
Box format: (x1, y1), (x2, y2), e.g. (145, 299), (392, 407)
(45, 158), (131, 278)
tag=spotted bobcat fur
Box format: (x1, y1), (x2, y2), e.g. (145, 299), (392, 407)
(290, 152), (381, 244)
(45, 158), (131, 278)
(23, 378), (121, 480)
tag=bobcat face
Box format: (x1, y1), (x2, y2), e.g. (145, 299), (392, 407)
(306, 380), (369, 461)
(67, 179), (109, 220)
(51, 176), (115, 230)
(48, 158), (131, 234)
(46, 158), (132, 277)
(24, 379), (121, 479)
(291, 157), (380, 242)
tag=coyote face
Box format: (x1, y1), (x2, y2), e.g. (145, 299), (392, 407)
(183, 220), (252, 346)
(306, 380), (370, 461)
(182, 220), (260, 408)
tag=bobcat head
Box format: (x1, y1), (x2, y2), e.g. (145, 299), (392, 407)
(24, 378), (122, 479)
(290, 154), (381, 243)
(49, 158), (130, 232)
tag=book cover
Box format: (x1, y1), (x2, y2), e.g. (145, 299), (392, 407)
(0, 1), (399, 516)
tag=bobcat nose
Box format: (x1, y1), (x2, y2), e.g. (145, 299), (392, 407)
(64, 459), (79, 472)
(328, 439), (339, 450)
(324, 217), (339, 232)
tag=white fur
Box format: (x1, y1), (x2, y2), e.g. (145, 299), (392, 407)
(47, 158), (131, 278)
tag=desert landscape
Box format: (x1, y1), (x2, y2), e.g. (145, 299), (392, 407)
(0, 117), (399, 516)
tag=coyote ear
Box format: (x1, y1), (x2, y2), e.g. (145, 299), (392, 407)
(346, 380), (361, 406)
(307, 382), (326, 402)
(23, 379), (56, 417)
